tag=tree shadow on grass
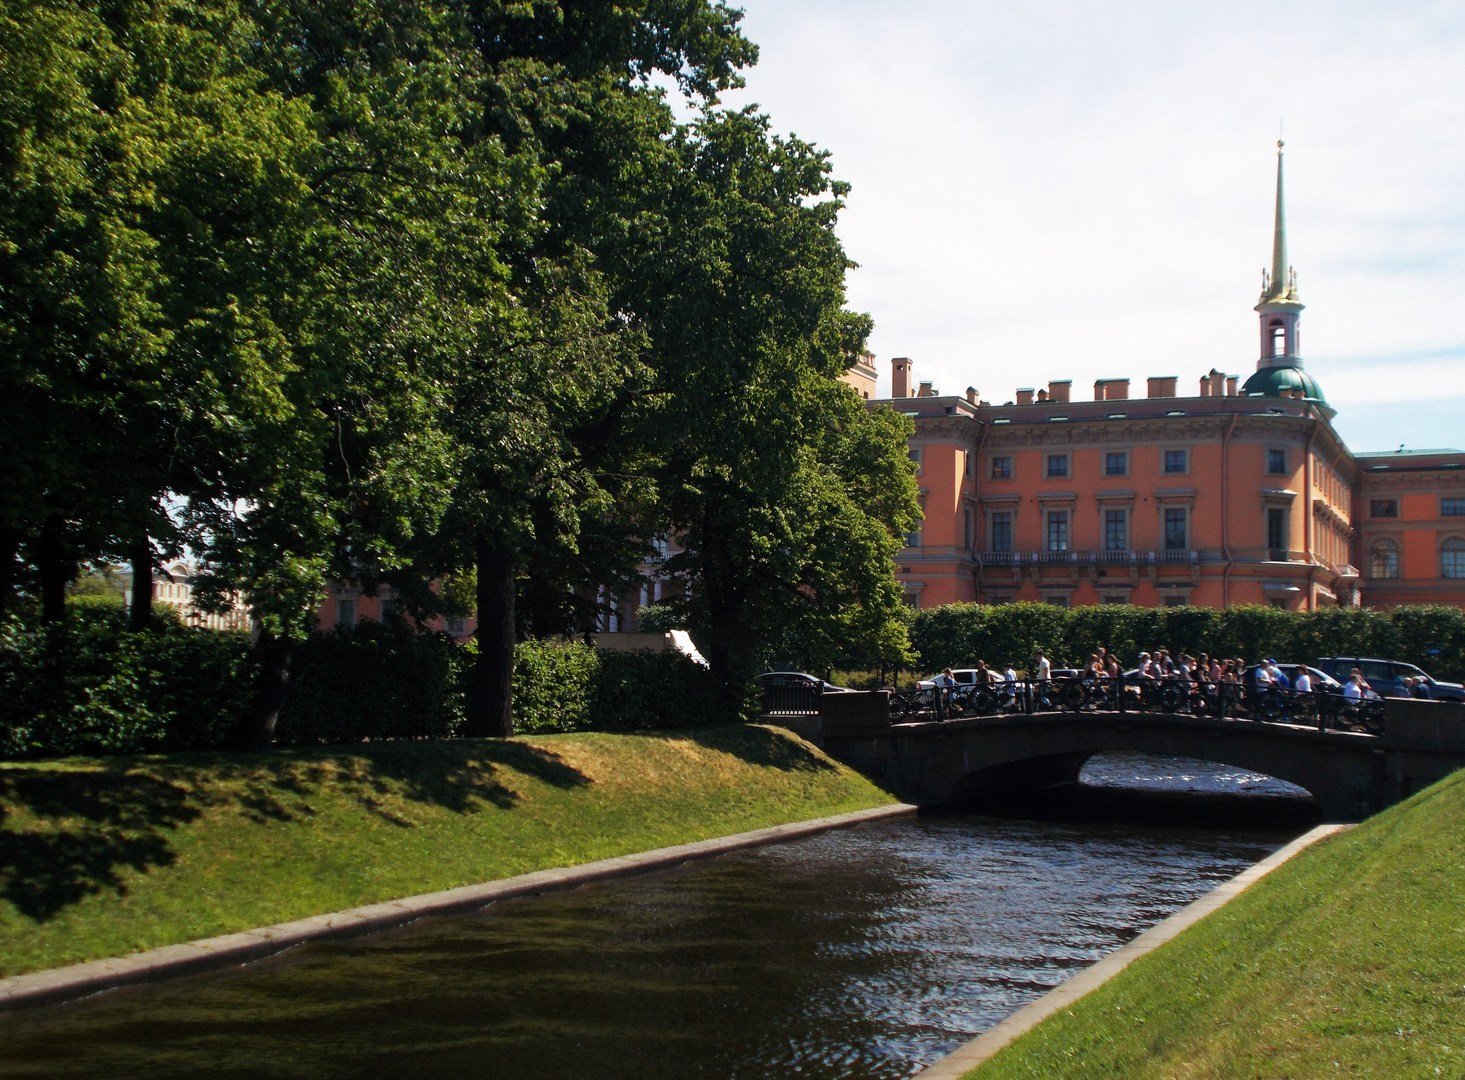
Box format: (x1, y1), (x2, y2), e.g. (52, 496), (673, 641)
(638, 723), (843, 774)
(0, 740), (589, 924)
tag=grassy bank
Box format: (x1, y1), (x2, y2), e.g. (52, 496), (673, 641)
(968, 769), (1465, 1078)
(0, 725), (895, 978)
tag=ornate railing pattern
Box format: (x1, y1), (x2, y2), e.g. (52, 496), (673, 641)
(888, 677), (1385, 735)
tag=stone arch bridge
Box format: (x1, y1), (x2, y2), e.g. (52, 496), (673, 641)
(811, 692), (1465, 821)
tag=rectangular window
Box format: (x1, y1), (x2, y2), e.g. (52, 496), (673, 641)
(908, 447), (922, 471)
(991, 455), (1012, 480)
(336, 598), (357, 628)
(445, 616), (468, 636)
(963, 507), (974, 549)
(1267, 507), (1287, 555)
(1267, 448), (1287, 475)
(990, 512), (1012, 553)
(1163, 595), (1189, 607)
(1371, 499), (1398, 518)
(1163, 507), (1188, 551)
(1105, 451), (1128, 476)
(1103, 509), (1127, 552)
(1443, 498), (1465, 517)
(1045, 595), (1070, 608)
(1163, 449), (1188, 474)
(1100, 594), (1129, 605)
(1046, 510), (1069, 552)
(964, 450), (974, 478)
(1046, 453), (1069, 478)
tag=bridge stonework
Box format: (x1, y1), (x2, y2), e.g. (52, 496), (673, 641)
(816, 693), (1465, 822)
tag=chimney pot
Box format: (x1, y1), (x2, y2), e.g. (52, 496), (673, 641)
(965, 386), (979, 405)
(1016, 388), (1034, 405)
(918, 380), (935, 397)
(1226, 376), (1238, 396)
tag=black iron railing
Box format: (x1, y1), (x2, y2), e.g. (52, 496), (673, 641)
(889, 676), (1384, 734)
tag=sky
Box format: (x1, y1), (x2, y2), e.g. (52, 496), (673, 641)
(710, 0), (1465, 453)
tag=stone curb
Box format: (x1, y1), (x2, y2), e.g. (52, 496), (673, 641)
(913, 822), (1352, 1079)
(0, 802), (918, 1013)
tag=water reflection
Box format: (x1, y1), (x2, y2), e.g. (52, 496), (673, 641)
(1, 787), (1289, 1079)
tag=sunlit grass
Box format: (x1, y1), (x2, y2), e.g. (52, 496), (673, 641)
(0, 725), (895, 977)
(968, 769), (1465, 1078)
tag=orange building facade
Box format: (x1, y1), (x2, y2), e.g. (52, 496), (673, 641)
(883, 145), (1465, 613)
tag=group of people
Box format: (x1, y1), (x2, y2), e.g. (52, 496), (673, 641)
(932, 646), (1386, 704)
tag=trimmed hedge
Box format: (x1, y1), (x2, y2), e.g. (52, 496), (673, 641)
(0, 612), (717, 759)
(512, 640), (718, 734)
(0, 607), (254, 758)
(911, 601), (1465, 680)
(274, 621), (470, 745)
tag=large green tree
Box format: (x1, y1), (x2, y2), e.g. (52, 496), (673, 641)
(622, 108), (921, 706)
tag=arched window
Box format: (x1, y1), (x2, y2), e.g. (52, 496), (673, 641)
(1441, 538), (1465, 580)
(1271, 320), (1287, 357)
(1371, 539), (1399, 580)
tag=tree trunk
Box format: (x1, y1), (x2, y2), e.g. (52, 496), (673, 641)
(128, 537), (153, 630)
(239, 629), (295, 751)
(466, 535), (515, 739)
(37, 515), (69, 624)
(0, 526), (19, 618)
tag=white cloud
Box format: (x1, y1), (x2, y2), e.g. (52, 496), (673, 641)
(722, 0), (1465, 450)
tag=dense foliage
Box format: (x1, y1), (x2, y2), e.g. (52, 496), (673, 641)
(911, 602), (1465, 681)
(0, 1), (918, 739)
(0, 609), (714, 759)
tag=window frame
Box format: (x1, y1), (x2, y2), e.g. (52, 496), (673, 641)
(1162, 506), (1189, 551)
(1046, 452), (1069, 479)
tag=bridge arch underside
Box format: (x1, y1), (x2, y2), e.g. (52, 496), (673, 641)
(887, 714), (1386, 820)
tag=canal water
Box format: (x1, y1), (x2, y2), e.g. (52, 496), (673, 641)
(0, 754), (1314, 1079)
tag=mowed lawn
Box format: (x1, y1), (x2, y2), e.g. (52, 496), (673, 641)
(969, 768), (1465, 1079)
(0, 725), (896, 977)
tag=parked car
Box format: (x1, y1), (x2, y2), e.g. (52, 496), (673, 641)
(1313, 657), (1465, 701)
(757, 671), (855, 694)
(917, 668), (1008, 689)
(1243, 664), (1346, 692)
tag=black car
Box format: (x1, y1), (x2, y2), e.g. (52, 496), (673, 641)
(1313, 657), (1465, 701)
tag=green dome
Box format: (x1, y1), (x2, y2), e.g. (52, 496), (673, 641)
(1240, 364), (1327, 404)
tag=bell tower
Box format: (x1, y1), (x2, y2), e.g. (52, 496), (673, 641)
(1255, 140), (1304, 369)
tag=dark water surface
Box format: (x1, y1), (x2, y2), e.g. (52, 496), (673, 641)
(1, 755), (1305, 1079)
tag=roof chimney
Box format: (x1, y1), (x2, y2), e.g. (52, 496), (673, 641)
(1147, 375), (1178, 398)
(891, 356), (912, 398)
(1226, 376), (1238, 396)
(917, 380), (935, 397)
(1048, 380), (1071, 404)
(1096, 378), (1129, 401)
(965, 387), (979, 405)
(1016, 388), (1034, 405)
(1199, 374), (1212, 397)
(1209, 369), (1225, 397)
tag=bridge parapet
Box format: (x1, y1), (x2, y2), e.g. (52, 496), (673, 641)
(1385, 698), (1465, 751)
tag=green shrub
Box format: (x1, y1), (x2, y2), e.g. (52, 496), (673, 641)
(510, 641), (718, 734)
(0, 609), (253, 758)
(510, 639), (599, 735)
(275, 621), (468, 745)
